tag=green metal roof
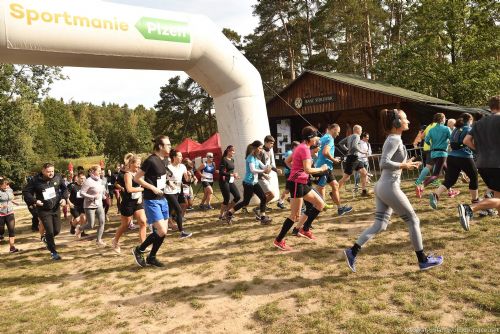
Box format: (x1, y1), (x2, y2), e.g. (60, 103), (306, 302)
(308, 70), (455, 105)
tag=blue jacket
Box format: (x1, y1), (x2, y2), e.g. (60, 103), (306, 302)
(425, 124), (451, 158)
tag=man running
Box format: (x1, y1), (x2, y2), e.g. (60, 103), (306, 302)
(338, 125), (370, 196)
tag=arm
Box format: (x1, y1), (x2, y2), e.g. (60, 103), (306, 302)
(249, 160), (266, 174)
(338, 137), (348, 151)
(79, 181), (96, 199)
(302, 159), (327, 175)
(285, 154), (293, 169)
(424, 132), (431, 146)
(463, 134), (475, 150)
(351, 135), (365, 154)
(133, 169), (158, 193)
(22, 179), (37, 207)
(413, 131), (424, 147)
(196, 163), (206, 174)
(125, 172), (142, 193)
(219, 159), (231, 178)
(322, 144), (339, 163)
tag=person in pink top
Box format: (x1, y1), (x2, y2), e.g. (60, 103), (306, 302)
(273, 126), (328, 251)
(76, 165), (106, 246)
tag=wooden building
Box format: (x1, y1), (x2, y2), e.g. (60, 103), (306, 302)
(267, 70), (488, 153)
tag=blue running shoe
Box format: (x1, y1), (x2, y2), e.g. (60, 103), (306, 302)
(457, 204), (472, 231)
(419, 255), (443, 271)
(344, 248), (357, 273)
(429, 193), (438, 209)
(338, 205), (353, 216)
(51, 252), (61, 261)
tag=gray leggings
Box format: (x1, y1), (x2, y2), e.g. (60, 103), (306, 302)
(357, 180), (423, 251)
(83, 206), (106, 242)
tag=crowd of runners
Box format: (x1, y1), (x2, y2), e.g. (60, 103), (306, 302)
(0, 96), (498, 273)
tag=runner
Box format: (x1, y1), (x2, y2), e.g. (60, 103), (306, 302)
(344, 109), (443, 272)
(423, 113), (450, 187)
(277, 141), (300, 209)
(23, 163), (68, 260)
(197, 153), (217, 210)
(254, 136), (282, 217)
(458, 96), (500, 230)
(354, 132), (372, 191)
(112, 153), (147, 253)
(429, 113), (478, 209)
(414, 114), (441, 197)
(218, 145), (241, 221)
(0, 178), (20, 253)
(273, 126), (328, 250)
(315, 124), (353, 216)
(223, 140), (272, 225)
(67, 172), (87, 236)
(182, 158), (197, 214)
(164, 149), (192, 239)
(100, 169), (111, 222)
(77, 165), (106, 247)
(132, 135), (171, 267)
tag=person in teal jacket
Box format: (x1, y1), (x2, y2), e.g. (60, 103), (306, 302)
(423, 113), (450, 187)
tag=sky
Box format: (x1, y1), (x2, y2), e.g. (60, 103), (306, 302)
(48, 0), (259, 108)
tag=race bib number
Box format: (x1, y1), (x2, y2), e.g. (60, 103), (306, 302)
(229, 176), (235, 184)
(202, 171), (213, 181)
(131, 191), (142, 200)
(43, 187), (57, 200)
(253, 173), (258, 184)
(157, 175), (167, 190)
(183, 186), (190, 197)
(76, 191), (82, 199)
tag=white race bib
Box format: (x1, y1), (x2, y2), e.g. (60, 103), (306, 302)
(157, 175), (167, 190)
(253, 173), (258, 184)
(183, 186), (190, 197)
(202, 171), (213, 181)
(131, 191), (142, 200)
(76, 191), (82, 199)
(43, 187), (57, 200)
(229, 176), (235, 184)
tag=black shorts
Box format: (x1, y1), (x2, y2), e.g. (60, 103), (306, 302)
(202, 181), (213, 188)
(286, 180), (312, 198)
(177, 193), (186, 204)
(478, 168), (500, 192)
(120, 201), (144, 217)
(70, 207), (84, 218)
(424, 151), (434, 166)
(344, 155), (365, 176)
(0, 214), (15, 237)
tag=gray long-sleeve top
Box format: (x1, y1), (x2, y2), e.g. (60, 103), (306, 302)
(0, 188), (14, 215)
(379, 134), (407, 181)
(338, 134), (364, 155)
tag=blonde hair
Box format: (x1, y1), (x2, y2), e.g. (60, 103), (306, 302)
(89, 165), (101, 173)
(124, 153), (141, 166)
(353, 125), (362, 133)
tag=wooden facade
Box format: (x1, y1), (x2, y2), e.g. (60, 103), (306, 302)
(266, 71), (484, 153)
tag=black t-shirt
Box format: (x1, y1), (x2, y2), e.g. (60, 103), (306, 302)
(141, 154), (167, 200)
(219, 157), (235, 183)
(117, 171), (141, 204)
(469, 114), (500, 168)
(68, 183), (84, 208)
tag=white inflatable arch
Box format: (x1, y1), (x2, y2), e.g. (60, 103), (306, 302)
(0, 0), (279, 197)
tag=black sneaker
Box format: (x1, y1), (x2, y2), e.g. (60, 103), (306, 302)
(9, 247), (20, 253)
(51, 252), (62, 261)
(132, 246), (147, 267)
(259, 216), (272, 225)
(458, 204), (473, 231)
(225, 211), (234, 224)
(80, 231), (89, 238)
(70, 225), (76, 235)
(146, 256), (165, 267)
(252, 207), (260, 220)
(277, 201), (285, 209)
(180, 231), (193, 239)
(291, 227), (299, 236)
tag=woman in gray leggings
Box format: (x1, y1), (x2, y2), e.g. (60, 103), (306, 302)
(344, 109), (443, 272)
(77, 165), (106, 246)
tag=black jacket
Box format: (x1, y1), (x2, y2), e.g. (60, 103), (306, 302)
(23, 173), (68, 211)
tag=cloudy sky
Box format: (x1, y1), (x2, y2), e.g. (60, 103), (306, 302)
(48, 0), (259, 108)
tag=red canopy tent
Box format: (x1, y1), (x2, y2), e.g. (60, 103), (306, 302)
(175, 138), (203, 161)
(194, 133), (222, 165)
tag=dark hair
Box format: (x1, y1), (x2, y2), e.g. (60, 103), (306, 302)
(42, 162), (54, 169)
(327, 123), (339, 130)
(301, 126), (319, 142)
(433, 113), (445, 123)
(380, 109), (402, 133)
(77, 171), (85, 177)
(169, 149), (181, 160)
(455, 113), (473, 128)
(264, 135), (275, 143)
(152, 135), (169, 151)
(222, 145), (234, 158)
(246, 140), (263, 156)
(361, 132), (370, 139)
(489, 95), (500, 111)
(183, 158), (194, 169)
(292, 141), (300, 149)
(0, 178), (9, 186)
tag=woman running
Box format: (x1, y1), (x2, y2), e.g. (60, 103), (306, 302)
(67, 172), (87, 236)
(218, 145), (241, 221)
(77, 165), (106, 247)
(277, 141), (300, 209)
(423, 113), (450, 187)
(112, 153), (147, 253)
(0, 178), (20, 253)
(429, 113), (479, 209)
(197, 153), (217, 210)
(182, 158), (197, 214)
(223, 140), (272, 225)
(273, 127), (328, 250)
(344, 109), (443, 272)
(165, 149), (192, 239)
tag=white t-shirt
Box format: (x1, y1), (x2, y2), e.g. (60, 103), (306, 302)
(164, 163), (187, 195)
(357, 140), (372, 162)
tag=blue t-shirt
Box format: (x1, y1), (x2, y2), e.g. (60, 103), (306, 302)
(283, 150), (292, 176)
(449, 125), (473, 158)
(425, 124), (451, 158)
(243, 155), (264, 185)
(315, 134), (335, 170)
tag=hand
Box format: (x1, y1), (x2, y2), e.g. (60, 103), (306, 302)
(321, 164), (328, 172)
(152, 187), (164, 195)
(277, 169), (283, 176)
(60, 199), (66, 206)
(233, 172), (239, 179)
(264, 166), (272, 174)
(36, 200), (43, 207)
(263, 174), (271, 180)
(69, 203), (74, 209)
(404, 158), (421, 170)
(333, 158), (341, 164)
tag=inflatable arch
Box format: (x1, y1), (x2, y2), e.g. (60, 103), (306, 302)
(0, 0), (280, 197)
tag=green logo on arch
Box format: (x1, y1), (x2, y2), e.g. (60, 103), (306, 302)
(135, 17), (190, 43)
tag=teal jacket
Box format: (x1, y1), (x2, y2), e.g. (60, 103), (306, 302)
(425, 124), (451, 158)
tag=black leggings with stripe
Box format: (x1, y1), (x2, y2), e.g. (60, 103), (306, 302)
(233, 182), (266, 213)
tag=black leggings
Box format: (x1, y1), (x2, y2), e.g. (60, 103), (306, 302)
(219, 181), (241, 205)
(0, 214), (15, 237)
(443, 156), (478, 190)
(164, 193), (184, 231)
(233, 182), (266, 213)
(38, 209), (61, 254)
(431, 156), (447, 177)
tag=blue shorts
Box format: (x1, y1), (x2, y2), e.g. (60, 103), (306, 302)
(317, 169), (335, 187)
(143, 199), (169, 225)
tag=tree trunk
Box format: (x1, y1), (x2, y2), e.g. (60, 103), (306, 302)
(365, 0), (374, 79)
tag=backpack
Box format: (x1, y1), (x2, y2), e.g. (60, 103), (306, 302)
(450, 128), (466, 150)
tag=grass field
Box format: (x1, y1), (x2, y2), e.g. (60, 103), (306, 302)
(0, 180), (498, 333)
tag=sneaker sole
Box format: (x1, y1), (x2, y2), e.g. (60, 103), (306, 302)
(339, 208), (353, 216)
(273, 242), (290, 251)
(419, 261), (443, 271)
(297, 232), (315, 241)
(457, 205), (470, 231)
(429, 194), (438, 210)
(132, 248), (146, 267)
(180, 233), (193, 239)
(343, 249), (356, 273)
